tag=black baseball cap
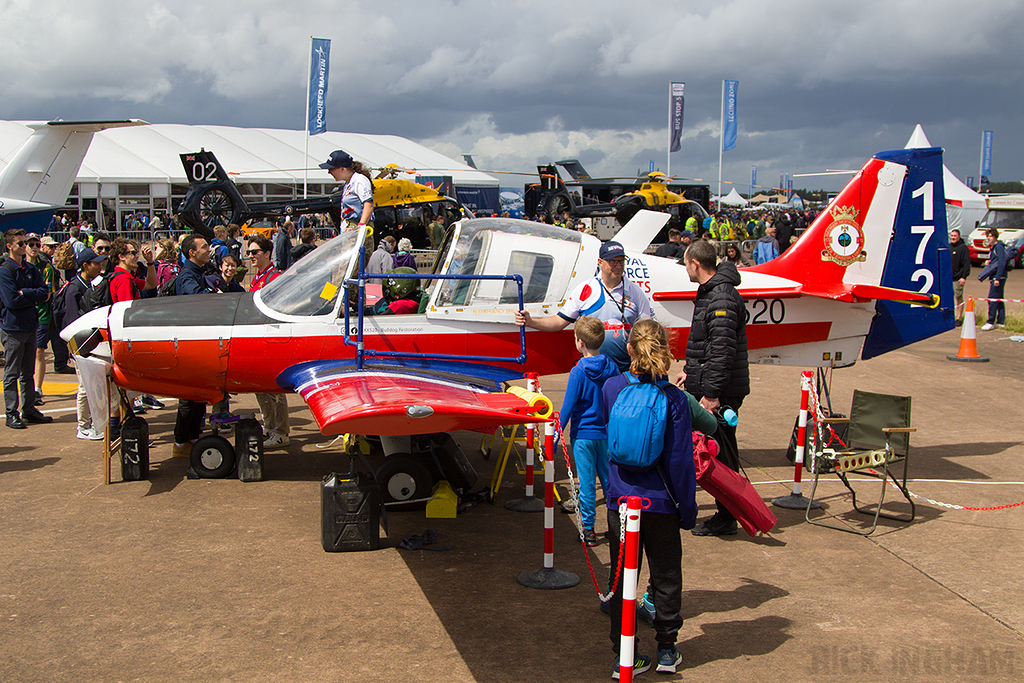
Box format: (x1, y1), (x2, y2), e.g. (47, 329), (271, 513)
(319, 150), (354, 169)
(77, 247), (106, 267)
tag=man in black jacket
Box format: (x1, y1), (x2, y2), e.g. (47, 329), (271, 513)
(173, 235), (216, 457)
(949, 229), (971, 325)
(677, 239), (749, 536)
(0, 229), (53, 428)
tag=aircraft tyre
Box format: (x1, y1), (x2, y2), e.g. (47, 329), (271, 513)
(190, 435), (237, 478)
(547, 193), (573, 217)
(614, 199), (643, 227)
(375, 454), (434, 508)
(197, 187), (241, 229)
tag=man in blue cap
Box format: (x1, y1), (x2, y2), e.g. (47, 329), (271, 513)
(320, 150), (374, 232)
(514, 240), (654, 372)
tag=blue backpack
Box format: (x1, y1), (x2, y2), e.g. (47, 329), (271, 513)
(754, 240), (778, 265)
(608, 375), (671, 472)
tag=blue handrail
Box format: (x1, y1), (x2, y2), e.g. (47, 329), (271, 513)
(342, 246), (527, 370)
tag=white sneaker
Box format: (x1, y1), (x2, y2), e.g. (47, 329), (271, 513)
(263, 433), (290, 450)
(981, 323), (995, 331)
(77, 428), (103, 441)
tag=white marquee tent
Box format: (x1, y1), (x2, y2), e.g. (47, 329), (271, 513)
(904, 124), (988, 236)
(0, 120), (496, 187)
(0, 120), (499, 227)
(716, 187), (748, 206)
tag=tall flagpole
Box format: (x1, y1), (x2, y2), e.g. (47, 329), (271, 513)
(303, 35), (312, 199)
(717, 79), (725, 208)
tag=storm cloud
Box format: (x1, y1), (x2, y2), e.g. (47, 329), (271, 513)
(2, 0), (1021, 191)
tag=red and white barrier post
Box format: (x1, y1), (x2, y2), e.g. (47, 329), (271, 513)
(772, 370), (821, 510)
(617, 496), (643, 682)
(517, 417), (580, 589)
(505, 373), (545, 512)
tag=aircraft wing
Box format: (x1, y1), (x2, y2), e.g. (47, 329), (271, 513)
(278, 359), (552, 436)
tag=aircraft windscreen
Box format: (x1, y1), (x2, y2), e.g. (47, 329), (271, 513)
(436, 218), (581, 306)
(259, 230), (362, 316)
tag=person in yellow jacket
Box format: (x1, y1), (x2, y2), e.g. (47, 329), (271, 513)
(718, 215), (734, 241)
(685, 214), (699, 235)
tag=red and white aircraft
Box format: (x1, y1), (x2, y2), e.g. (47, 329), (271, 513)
(64, 145), (952, 460)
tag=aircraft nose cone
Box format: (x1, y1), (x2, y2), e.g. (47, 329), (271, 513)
(60, 306), (110, 343)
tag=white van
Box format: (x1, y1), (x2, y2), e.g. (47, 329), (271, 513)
(968, 195), (1024, 264)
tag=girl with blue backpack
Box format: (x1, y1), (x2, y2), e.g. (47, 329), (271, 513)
(601, 319), (717, 677)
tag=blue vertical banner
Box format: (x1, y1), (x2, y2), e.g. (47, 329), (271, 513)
(751, 165), (757, 192)
(722, 79), (738, 151)
(981, 130), (993, 181)
(307, 38), (331, 135)
(967, 176), (975, 190)
(669, 82), (685, 152)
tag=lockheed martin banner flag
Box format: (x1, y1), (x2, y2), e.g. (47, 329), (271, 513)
(722, 79), (738, 151)
(308, 38), (331, 135)
(669, 82), (685, 153)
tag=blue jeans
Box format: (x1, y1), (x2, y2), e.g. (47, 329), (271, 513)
(987, 279), (1006, 325)
(572, 438), (609, 530)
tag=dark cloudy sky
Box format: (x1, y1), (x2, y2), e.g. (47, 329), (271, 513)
(2, 0), (1021, 192)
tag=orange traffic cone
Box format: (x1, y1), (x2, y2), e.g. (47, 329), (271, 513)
(948, 297), (989, 362)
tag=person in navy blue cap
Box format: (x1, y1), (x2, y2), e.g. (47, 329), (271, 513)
(514, 240), (654, 372)
(320, 150), (374, 232)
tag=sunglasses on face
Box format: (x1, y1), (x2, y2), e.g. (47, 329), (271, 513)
(11, 241), (26, 247)
(27, 242), (40, 248)
(95, 246), (110, 252)
(247, 249), (264, 256)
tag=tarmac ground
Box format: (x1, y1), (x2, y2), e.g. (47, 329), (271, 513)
(1, 277), (1022, 682)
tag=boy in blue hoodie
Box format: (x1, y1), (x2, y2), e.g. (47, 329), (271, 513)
(560, 316), (620, 546)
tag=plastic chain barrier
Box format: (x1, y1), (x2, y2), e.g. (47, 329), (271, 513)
(553, 413), (628, 601)
(869, 472), (1024, 511)
(810, 383), (1023, 511)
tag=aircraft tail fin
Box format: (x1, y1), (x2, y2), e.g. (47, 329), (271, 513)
(752, 147), (954, 359)
(176, 150), (250, 238)
(0, 119), (145, 211)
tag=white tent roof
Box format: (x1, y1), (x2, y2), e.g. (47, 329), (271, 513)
(0, 121), (498, 187)
(904, 124), (986, 209)
(718, 187), (748, 206)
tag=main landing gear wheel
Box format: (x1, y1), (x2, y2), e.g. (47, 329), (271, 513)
(198, 187), (237, 230)
(190, 435), (236, 478)
(375, 454), (434, 508)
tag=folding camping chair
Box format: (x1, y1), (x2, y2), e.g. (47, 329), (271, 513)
(806, 390), (916, 535)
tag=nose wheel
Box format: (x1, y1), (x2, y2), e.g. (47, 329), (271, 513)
(189, 435), (236, 478)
